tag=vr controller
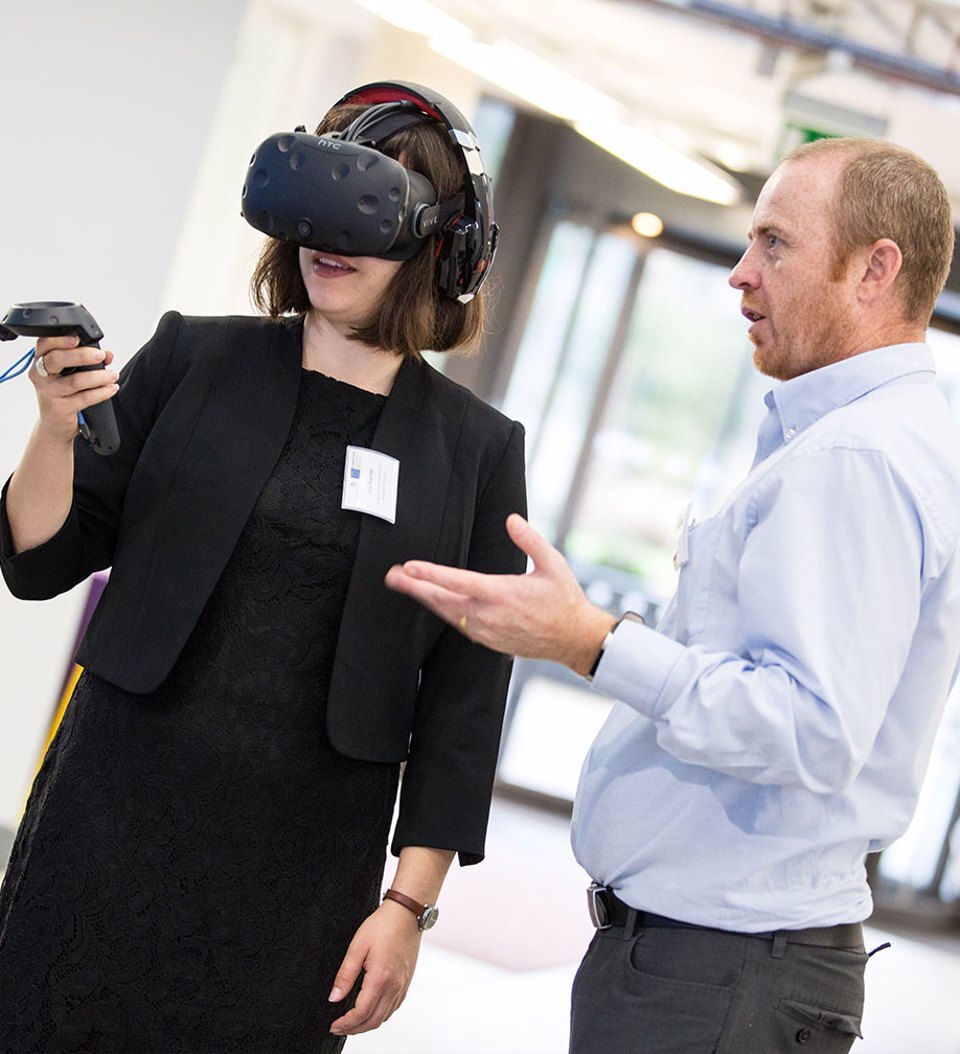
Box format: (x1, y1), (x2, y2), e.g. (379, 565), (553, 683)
(0, 302), (121, 455)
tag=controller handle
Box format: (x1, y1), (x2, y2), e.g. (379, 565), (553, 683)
(0, 301), (121, 455)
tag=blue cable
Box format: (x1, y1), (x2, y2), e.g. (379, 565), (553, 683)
(0, 346), (36, 383)
(2, 348), (92, 433)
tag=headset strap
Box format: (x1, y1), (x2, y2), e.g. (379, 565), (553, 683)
(337, 102), (472, 236)
(337, 102), (431, 150)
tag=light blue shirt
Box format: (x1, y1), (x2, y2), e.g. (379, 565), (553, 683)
(572, 344), (960, 931)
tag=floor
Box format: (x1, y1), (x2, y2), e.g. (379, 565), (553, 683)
(2, 797), (959, 1053)
(350, 797), (960, 1054)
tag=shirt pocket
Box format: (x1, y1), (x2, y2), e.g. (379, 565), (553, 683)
(673, 516), (725, 642)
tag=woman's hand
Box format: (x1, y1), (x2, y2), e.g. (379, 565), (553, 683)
(30, 334), (119, 446)
(327, 900), (422, 1037)
(6, 335), (120, 554)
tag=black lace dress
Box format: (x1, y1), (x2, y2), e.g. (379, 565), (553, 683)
(0, 369), (401, 1053)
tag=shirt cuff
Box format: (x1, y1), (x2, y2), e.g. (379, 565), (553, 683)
(591, 618), (687, 717)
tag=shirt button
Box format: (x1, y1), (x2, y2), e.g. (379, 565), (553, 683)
(784, 427), (797, 440)
(795, 1027), (812, 1044)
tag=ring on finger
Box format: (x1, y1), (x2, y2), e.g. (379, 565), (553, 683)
(459, 615), (468, 632)
(34, 354), (51, 379)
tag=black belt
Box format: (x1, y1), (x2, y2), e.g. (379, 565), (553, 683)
(587, 884), (864, 950)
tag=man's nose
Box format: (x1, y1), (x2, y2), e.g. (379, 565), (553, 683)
(729, 249), (756, 290)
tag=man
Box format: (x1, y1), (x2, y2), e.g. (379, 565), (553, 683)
(386, 137), (960, 1053)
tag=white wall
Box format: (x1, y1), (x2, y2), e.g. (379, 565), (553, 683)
(0, 0), (249, 831)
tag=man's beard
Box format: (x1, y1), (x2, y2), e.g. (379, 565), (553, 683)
(751, 295), (857, 381)
(753, 339), (797, 381)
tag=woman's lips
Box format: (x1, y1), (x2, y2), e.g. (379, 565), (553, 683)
(311, 254), (356, 278)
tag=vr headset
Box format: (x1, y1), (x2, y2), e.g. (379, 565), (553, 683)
(241, 80), (499, 303)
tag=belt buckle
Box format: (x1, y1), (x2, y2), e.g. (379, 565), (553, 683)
(587, 882), (612, 930)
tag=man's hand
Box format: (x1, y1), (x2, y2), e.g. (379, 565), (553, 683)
(385, 513), (616, 677)
(328, 901), (422, 1036)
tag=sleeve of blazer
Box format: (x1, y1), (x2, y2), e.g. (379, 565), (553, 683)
(390, 418), (527, 865)
(0, 311), (183, 600)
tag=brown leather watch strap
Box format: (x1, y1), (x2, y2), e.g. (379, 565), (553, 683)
(382, 888), (439, 930)
(383, 888), (425, 918)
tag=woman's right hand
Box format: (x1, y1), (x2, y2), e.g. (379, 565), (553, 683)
(30, 334), (119, 445)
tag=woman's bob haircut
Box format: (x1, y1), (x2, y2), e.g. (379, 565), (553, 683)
(250, 103), (485, 359)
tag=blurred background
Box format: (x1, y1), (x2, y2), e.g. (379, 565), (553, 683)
(2, 1), (960, 1049)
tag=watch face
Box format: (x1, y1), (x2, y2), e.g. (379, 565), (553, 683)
(419, 905), (439, 931)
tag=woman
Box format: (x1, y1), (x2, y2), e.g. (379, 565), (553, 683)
(0, 82), (526, 1051)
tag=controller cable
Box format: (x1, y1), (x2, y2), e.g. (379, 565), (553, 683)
(1, 347), (91, 430)
(0, 346), (36, 384)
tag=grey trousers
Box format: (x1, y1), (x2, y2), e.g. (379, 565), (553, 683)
(570, 919), (867, 1053)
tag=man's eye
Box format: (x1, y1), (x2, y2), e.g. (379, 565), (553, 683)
(767, 235), (780, 249)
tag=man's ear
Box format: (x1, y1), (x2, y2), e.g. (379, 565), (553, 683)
(857, 238), (903, 304)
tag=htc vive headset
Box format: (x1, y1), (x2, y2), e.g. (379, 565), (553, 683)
(241, 81), (499, 302)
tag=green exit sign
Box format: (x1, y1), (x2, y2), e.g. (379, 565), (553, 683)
(777, 121), (841, 158)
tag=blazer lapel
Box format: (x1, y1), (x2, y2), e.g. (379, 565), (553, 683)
(169, 315), (303, 554)
(202, 315), (304, 507)
(352, 355), (453, 585)
(331, 357), (461, 690)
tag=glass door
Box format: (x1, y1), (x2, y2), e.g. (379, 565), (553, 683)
(558, 244), (765, 604)
(501, 222), (641, 543)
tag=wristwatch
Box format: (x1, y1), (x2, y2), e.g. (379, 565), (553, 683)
(586, 611), (645, 682)
(383, 888), (440, 931)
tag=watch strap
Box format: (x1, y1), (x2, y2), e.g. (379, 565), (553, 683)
(383, 888), (424, 916)
(587, 629), (615, 680)
(383, 888), (438, 930)
(586, 611), (644, 682)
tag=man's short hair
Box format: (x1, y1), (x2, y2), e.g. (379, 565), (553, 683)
(785, 137), (955, 324)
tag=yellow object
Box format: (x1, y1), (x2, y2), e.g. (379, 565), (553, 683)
(23, 663), (83, 814)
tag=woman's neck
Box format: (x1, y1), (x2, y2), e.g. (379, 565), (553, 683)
(301, 310), (403, 396)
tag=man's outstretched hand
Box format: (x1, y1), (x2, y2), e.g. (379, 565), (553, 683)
(385, 513), (615, 677)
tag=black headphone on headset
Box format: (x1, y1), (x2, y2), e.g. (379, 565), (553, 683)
(241, 80), (499, 302)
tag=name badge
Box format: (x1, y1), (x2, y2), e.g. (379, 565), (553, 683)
(341, 445), (399, 524)
(673, 502), (693, 570)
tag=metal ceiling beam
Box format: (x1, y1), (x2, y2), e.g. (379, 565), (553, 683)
(629, 0), (960, 94)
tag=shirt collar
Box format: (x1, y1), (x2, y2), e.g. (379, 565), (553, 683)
(768, 343), (936, 442)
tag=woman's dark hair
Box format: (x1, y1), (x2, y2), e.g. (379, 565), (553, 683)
(250, 103), (485, 358)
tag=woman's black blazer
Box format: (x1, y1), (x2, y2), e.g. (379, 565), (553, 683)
(0, 312), (527, 862)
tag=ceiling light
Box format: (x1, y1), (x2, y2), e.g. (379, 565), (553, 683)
(631, 212), (664, 237)
(711, 140), (754, 173)
(429, 37), (626, 125)
(427, 34), (738, 206)
(576, 121), (742, 206)
(351, 0), (471, 39)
